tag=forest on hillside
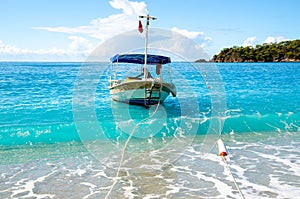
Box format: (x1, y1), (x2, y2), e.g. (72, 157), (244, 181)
(212, 39), (300, 62)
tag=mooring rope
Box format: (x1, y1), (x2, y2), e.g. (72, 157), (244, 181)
(221, 156), (245, 199)
(217, 138), (245, 199)
(104, 124), (139, 199)
(105, 84), (162, 199)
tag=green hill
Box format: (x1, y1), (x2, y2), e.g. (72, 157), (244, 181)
(212, 39), (300, 62)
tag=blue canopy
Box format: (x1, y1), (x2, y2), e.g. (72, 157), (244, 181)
(110, 54), (171, 65)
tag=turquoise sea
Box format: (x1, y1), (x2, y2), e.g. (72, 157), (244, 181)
(0, 62), (299, 198)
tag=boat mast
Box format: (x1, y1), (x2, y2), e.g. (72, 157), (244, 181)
(139, 15), (156, 79)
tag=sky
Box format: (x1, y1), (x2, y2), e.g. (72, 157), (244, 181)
(0, 0), (299, 61)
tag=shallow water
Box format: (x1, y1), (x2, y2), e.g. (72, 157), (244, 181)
(1, 132), (299, 198)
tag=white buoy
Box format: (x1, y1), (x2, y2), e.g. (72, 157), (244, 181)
(217, 138), (228, 157)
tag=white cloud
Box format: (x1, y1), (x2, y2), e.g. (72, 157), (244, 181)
(109, 0), (147, 15)
(68, 36), (93, 53)
(242, 36), (290, 48)
(0, 36), (94, 61)
(0, 40), (35, 55)
(87, 28), (210, 62)
(264, 36), (287, 44)
(171, 27), (204, 39)
(243, 36), (257, 47)
(2, 0), (212, 61)
(2, 0), (148, 60)
(170, 27), (212, 51)
(33, 0), (148, 41)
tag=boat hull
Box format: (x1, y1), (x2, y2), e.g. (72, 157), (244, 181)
(110, 80), (176, 106)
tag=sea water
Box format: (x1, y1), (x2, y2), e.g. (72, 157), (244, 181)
(0, 62), (299, 198)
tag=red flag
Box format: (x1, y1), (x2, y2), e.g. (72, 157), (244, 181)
(138, 20), (143, 33)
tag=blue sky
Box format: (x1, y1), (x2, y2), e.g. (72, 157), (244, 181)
(0, 0), (299, 61)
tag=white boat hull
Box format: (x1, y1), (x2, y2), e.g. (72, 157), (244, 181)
(110, 79), (176, 106)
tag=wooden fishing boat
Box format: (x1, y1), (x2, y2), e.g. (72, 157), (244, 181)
(109, 15), (176, 106)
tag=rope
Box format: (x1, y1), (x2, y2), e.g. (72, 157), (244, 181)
(219, 141), (245, 199)
(203, 67), (243, 198)
(105, 84), (162, 199)
(105, 124), (139, 199)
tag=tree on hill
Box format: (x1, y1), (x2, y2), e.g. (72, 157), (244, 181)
(212, 39), (300, 62)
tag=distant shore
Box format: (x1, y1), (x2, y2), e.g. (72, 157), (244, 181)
(195, 58), (300, 63)
(209, 39), (300, 63)
(211, 58), (300, 63)
(211, 59), (300, 63)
